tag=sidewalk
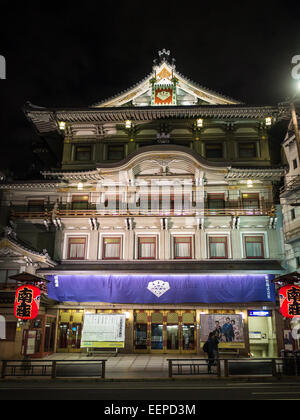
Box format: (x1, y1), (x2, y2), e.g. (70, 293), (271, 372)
(44, 353), (205, 379)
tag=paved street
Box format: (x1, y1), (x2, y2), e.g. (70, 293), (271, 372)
(1, 380), (300, 400)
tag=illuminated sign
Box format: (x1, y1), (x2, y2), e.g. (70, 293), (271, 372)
(14, 285), (41, 320)
(280, 285), (300, 318)
(248, 310), (271, 317)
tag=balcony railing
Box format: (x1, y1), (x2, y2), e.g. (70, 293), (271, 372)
(280, 175), (300, 197)
(10, 203), (276, 219)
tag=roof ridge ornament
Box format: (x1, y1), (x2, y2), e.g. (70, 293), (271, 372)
(153, 49), (176, 68)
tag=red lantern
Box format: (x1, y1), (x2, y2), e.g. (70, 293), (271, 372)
(279, 284), (300, 318)
(14, 285), (41, 320)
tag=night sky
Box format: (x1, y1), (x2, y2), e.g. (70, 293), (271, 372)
(1, 1), (300, 178)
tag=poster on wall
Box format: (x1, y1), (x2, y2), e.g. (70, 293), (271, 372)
(200, 314), (245, 348)
(81, 314), (126, 348)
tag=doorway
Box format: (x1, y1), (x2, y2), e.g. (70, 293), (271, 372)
(134, 310), (196, 354)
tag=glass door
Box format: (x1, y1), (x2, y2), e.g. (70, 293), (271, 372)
(58, 323), (69, 349)
(150, 311), (164, 352)
(135, 323), (148, 350)
(166, 312), (180, 353)
(181, 311), (196, 353)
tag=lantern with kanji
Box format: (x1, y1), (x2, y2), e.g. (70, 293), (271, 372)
(279, 284), (300, 318)
(14, 285), (41, 320)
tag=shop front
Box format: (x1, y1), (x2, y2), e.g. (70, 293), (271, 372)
(47, 273), (280, 356)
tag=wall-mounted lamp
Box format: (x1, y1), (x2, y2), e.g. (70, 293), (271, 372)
(59, 121), (66, 130)
(196, 118), (203, 128)
(125, 120), (132, 129)
(265, 117), (272, 127)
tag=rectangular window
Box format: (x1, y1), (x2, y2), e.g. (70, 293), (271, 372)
(174, 237), (192, 259)
(71, 195), (89, 210)
(205, 143), (223, 158)
(68, 237), (87, 260)
(207, 193), (225, 209)
(238, 142), (257, 158)
(291, 208), (296, 220)
(138, 237), (156, 259)
(102, 237), (121, 260)
(293, 159), (298, 169)
(242, 193), (260, 209)
(209, 236), (228, 259)
(108, 145), (124, 161)
(27, 200), (44, 212)
(75, 146), (92, 161)
(244, 236), (264, 259)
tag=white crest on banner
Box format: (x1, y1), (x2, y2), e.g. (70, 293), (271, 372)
(147, 280), (170, 298)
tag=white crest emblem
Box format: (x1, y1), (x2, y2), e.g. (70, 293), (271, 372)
(147, 280), (170, 298)
(156, 91), (171, 101)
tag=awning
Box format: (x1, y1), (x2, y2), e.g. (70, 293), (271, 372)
(47, 274), (276, 304)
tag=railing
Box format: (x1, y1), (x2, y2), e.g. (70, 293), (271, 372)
(10, 204), (276, 219)
(1, 359), (107, 379)
(280, 175), (300, 196)
(167, 357), (300, 378)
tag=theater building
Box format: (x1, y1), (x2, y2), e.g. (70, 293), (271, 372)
(0, 51), (289, 357)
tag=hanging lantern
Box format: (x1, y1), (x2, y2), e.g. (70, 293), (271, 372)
(14, 285), (41, 320)
(279, 284), (300, 318)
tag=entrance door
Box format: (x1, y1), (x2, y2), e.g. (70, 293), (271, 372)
(134, 310), (196, 354)
(150, 311), (164, 352)
(58, 323), (69, 349)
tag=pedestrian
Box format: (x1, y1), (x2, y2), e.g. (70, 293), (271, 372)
(205, 332), (219, 373)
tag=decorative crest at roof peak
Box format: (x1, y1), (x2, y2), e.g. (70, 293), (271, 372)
(153, 49), (176, 69)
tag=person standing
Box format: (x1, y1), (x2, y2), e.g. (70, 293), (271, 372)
(205, 332), (219, 373)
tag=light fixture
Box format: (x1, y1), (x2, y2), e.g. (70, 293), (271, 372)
(196, 118), (203, 128)
(77, 182), (84, 190)
(247, 180), (253, 188)
(265, 117), (272, 126)
(124, 312), (130, 319)
(59, 121), (66, 130)
(125, 120), (132, 129)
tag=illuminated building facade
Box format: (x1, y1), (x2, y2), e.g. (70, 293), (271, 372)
(0, 51), (290, 357)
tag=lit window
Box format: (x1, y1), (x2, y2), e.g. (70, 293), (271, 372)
(242, 193), (259, 209)
(244, 236), (264, 259)
(207, 194), (225, 210)
(71, 195), (89, 210)
(174, 237), (192, 259)
(102, 237), (121, 260)
(68, 237), (86, 260)
(209, 237), (228, 259)
(138, 237), (156, 259)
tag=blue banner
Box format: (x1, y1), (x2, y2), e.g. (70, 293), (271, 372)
(47, 274), (276, 304)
